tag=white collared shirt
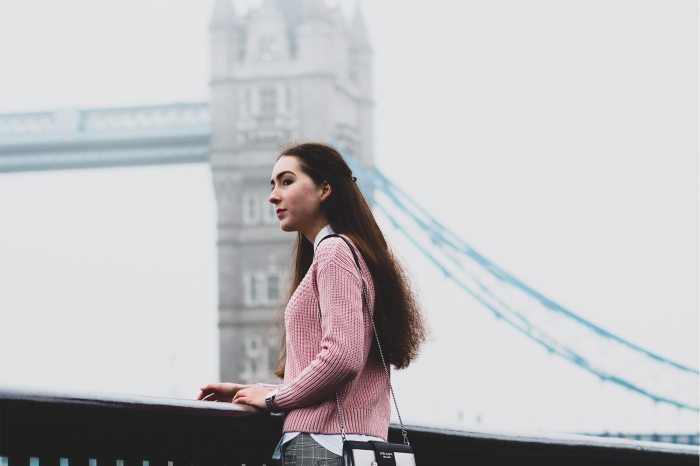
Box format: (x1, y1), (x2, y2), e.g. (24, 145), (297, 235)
(313, 224), (335, 251)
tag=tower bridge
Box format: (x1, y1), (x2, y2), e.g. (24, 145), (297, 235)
(0, 0), (696, 445)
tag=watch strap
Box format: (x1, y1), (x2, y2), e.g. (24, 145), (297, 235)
(265, 389), (281, 414)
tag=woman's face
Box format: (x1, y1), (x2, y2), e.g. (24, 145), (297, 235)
(268, 156), (328, 236)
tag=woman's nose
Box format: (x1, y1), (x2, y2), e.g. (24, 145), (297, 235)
(268, 188), (280, 204)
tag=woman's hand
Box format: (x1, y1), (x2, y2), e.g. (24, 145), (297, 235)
(231, 384), (272, 410)
(197, 382), (250, 403)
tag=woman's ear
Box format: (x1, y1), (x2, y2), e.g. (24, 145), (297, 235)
(320, 181), (332, 202)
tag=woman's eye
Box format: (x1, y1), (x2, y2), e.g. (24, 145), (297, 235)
(282, 179), (292, 186)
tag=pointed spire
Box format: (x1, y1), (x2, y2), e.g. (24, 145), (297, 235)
(210, 0), (236, 29)
(350, 1), (371, 51)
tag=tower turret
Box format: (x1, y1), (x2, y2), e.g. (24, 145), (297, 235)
(209, 0), (245, 79)
(208, 0), (375, 384)
(295, 1), (336, 73)
(349, 2), (374, 165)
(245, 0), (291, 65)
(349, 1), (372, 93)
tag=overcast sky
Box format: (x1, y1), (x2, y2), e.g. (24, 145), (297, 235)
(0, 0), (697, 434)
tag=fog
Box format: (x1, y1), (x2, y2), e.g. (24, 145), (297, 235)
(0, 0), (697, 434)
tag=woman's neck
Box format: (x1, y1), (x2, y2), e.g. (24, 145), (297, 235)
(302, 218), (330, 245)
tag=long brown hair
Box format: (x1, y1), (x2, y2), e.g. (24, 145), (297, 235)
(273, 142), (427, 378)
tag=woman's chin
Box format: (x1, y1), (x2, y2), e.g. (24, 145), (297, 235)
(279, 221), (295, 232)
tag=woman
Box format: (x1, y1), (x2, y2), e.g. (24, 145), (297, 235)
(198, 142), (426, 465)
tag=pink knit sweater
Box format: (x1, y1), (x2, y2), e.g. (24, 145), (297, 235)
(274, 235), (390, 440)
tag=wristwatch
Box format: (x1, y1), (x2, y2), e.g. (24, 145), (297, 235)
(265, 389), (282, 414)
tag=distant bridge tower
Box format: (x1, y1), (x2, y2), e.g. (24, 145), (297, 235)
(208, 0), (374, 383)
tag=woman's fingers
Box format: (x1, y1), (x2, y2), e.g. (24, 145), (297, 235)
(198, 384), (264, 410)
(197, 382), (254, 401)
(201, 383), (229, 393)
(232, 388), (245, 402)
(231, 385), (268, 410)
(197, 383), (229, 400)
(232, 386), (254, 403)
(197, 391), (218, 401)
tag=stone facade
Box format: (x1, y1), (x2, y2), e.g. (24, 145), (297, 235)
(208, 0), (374, 383)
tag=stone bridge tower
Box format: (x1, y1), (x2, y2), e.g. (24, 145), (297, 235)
(208, 0), (374, 383)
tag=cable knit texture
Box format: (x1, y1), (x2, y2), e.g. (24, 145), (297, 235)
(274, 235), (390, 440)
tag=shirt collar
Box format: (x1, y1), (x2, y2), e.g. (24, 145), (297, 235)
(313, 225), (335, 251)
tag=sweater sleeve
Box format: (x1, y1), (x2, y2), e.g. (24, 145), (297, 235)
(274, 249), (368, 411)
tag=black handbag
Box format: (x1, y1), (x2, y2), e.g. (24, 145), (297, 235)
(343, 440), (415, 466)
(317, 234), (416, 466)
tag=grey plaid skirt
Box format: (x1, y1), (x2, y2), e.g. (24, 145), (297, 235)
(280, 433), (342, 466)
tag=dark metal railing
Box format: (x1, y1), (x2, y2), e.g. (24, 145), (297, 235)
(1, 387), (697, 466)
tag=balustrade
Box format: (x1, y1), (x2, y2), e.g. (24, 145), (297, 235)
(0, 388), (697, 466)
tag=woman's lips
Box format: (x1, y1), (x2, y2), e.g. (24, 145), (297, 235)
(276, 209), (286, 217)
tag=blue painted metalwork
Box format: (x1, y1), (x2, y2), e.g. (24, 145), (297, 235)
(341, 149), (699, 412)
(0, 102), (210, 172)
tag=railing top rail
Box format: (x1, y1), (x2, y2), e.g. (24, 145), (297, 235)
(403, 423), (699, 455)
(0, 385), (253, 417)
(1, 385), (696, 458)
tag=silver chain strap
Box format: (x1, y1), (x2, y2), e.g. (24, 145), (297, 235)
(317, 235), (410, 446)
(359, 277), (410, 446)
(334, 392), (347, 442)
